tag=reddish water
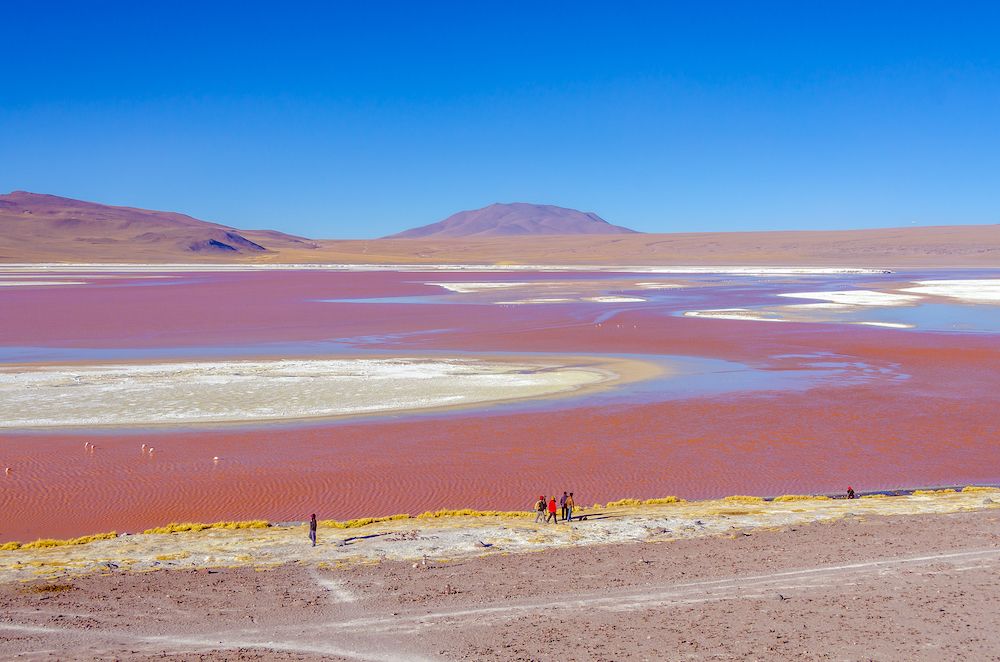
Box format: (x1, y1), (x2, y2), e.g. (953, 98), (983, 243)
(1, 270), (999, 541)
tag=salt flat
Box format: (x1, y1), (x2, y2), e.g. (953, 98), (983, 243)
(0, 356), (640, 428)
(901, 278), (1000, 302)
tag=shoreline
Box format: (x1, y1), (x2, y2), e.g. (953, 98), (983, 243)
(3, 486), (996, 582)
(0, 262), (898, 273)
(5, 492), (999, 660)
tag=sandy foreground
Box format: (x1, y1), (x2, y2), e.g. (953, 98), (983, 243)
(2, 490), (999, 660)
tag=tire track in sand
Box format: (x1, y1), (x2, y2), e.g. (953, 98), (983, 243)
(327, 547), (1000, 634)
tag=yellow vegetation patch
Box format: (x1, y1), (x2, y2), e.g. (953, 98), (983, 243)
(143, 520), (270, 534)
(1, 532), (117, 552)
(723, 495), (765, 504)
(154, 552), (191, 561)
(642, 496), (685, 505)
(416, 509), (531, 520)
(861, 493), (888, 499)
(772, 495), (831, 502)
(605, 498), (642, 507)
(913, 489), (956, 496)
(961, 486), (999, 493)
(321, 514), (412, 528)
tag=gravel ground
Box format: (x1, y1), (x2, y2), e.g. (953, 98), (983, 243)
(3, 508), (1000, 660)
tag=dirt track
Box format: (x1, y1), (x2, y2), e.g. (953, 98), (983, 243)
(3, 509), (1000, 660)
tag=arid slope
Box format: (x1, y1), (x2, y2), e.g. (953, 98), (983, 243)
(385, 202), (636, 238)
(0, 191), (316, 262)
(2, 191), (999, 267)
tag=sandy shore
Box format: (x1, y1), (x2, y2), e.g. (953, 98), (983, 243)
(1, 490), (999, 660)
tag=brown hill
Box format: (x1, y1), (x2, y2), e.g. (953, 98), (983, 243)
(385, 203), (637, 238)
(0, 191), (317, 262)
(2, 192), (999, 268)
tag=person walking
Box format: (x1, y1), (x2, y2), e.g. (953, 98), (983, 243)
(309, 513), (318, 546)
(565, 492), (575, 522)
(534, 495), (546, 523)
(546, 496), (558, 524)
(559, 492), (569, 521)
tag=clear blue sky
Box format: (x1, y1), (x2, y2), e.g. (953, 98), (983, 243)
(1, 2), (998, 238)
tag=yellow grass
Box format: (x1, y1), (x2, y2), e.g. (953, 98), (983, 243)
(861, 493), (888, 499)
(642, 496), (685, 505)
(416, 509), (531, 520)
(723, 495), (766, 504)
(772, 495), (831, 502)
(913, 489), (957, 496)
(143, 520), (270, 534)
(961, 486), (999, 493)
(154, 552), (191, 561)
(0, 532), (117, 552)
(605, 498), (642, 507)
(319, 509), (532, 529)
(320, 514), (413, 528)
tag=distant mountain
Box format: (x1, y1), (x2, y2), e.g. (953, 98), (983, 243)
(0, 191), (317, 261)
(386, 203), (637, 238)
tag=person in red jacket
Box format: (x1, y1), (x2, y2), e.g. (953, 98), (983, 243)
(546, 496), (558, 524)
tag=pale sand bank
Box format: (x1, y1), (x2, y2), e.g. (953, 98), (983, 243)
(0, 355), (655, 429)
(2, 489), (995, 584)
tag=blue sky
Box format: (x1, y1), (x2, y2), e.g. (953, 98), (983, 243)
(1, 2), (998, 238)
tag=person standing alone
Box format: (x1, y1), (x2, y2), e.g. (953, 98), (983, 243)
(309, 514), (318, 546)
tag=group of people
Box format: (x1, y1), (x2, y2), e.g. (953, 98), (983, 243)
(308, 486), (865, 544)
(534, 491), (576, 524)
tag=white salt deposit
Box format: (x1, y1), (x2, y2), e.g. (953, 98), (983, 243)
(900, 280), (1000, 303)
(777, 290), (921, 306)
(633, 282), (683, 289)
(0, 358), (616, 428)
(583, 296), (647, 303)
(683, 309), (788, 322)
(853, 321), (914, 329)
(426, 282), (530, 293)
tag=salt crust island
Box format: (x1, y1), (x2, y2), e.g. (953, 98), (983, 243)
(0, 356), (655, 428)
